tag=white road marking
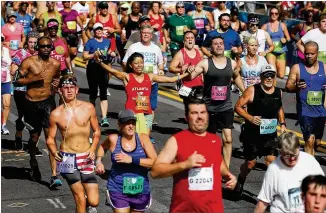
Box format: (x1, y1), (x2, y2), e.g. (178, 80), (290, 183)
(42, 149), (49, 155)
(46, 198), (66, 208)
(4, 158), (25, 162)
(7, 202), (28, 208)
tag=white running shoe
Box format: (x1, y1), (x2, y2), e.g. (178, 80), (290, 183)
(87, 206), (97, 213)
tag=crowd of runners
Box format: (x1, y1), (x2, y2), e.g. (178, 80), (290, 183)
(1, 1), (326, 213)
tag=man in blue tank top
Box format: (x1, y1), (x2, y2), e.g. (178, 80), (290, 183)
(186, 36), (245, 169)
(286, 41), (326, 156)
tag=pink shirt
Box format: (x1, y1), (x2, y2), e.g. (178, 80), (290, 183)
(1, 23), (24, 57)
(50, 37), (68, 70)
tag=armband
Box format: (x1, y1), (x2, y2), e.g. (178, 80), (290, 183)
(131, 157), (140, 165)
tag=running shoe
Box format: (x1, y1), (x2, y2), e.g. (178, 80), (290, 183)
(152, 120), (158, 126)
(35, 147), (43, 157)
(1, 124), (10, 135)
(107, 88), (111, 96)
(100, 117), (110, 127)
(87, 206), (97, 213)
(15, 137), (23, 150)
(50, 176), (62, 188)
(29, 158), (42, 182)
(150, 137), (156, 144)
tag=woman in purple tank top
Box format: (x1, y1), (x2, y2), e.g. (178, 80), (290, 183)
(95, 109), (157, 213)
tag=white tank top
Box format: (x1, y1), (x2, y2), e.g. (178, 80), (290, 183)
(240, 55), (267, 89)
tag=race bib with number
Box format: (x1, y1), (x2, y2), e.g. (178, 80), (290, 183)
(10, 40), (19, 50)
(188, 167), (214, 191)
(288, 187), (303, 211)
(260, 119), (277, 135)
(176, 26), (185, 36)
(123, 176), (144, 195)
(178, 85), (192, 97)
(211, 86), (227, 100)
(57, 153), (76, 174)
(273, 41), (283, 52)
(136, 96), (150, 111)
(67, 21), (77, 30)
(194, 19), (204, 29)
(307, 91), (323, 105)
(224, 50), (231, 58)
(143, 64), (154, 74)
(318, 51), (326, 64)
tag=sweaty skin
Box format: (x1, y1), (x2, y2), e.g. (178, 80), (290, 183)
(18, 55), (60, 102)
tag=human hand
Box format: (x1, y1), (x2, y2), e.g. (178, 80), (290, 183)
(107, 27), (115, 34)
(186, 65), (195, 74)
(185, 151), (206, 169)
(250, 116), (261, 126)
(231, 46), (238, 53)
(281, 38), (287, 44)
(258, 52), (266, 57)
(181, 64), (189, 72)
(54, 151), (63, 162)
(87, 148), (96, 160)
(96, 162), (105, 174)
(280, 125), (287, 133)
(225, 173), (237, 190)
(114, 151), (132, 164)
(296, 81), (307, 90)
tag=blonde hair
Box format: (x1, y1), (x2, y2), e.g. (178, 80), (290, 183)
(244, 36), (258, 45)
(277, 132), (300, 154)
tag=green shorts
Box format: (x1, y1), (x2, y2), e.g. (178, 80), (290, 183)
(135, 113), (154, 134)
(267, 52), (286, 60)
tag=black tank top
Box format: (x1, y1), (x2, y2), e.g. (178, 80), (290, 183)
(125, 14), (140, 39)
(245, 84), (282, 135)
(203, 57), (233, 112)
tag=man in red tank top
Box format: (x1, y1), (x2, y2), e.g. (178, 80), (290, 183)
(151, 98), (237, 213)
(86, 1), (121, 52)
(170, 31), (204, 104)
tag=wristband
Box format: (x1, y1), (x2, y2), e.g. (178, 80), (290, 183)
(95, 161), (102, 165)
(280, 122), (286, 127)
(131, 157), (140, 165)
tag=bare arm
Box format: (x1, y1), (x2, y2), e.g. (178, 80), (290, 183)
(112, 14), (122, 35)
(234, 86), (255, 122)
(46, 112), (59, 157)
(82, 50), (94, 60)
(150, 72), (189, 83)
(296, 39), (305, 54)
(86, 16), (95, 39)
(169, 50), (183, 73)
(282, 22), (291, 42)
(188, 58), (207, 80)
(232, 60), (245, 93)
(98, 62), (128, 83)
(264, 32), (274, 54)
(206, 11), (215, 30)
(37, 13), (47, 32)
(200, 46), (212, 57)
(254, 200), (269, 213)
(285, 64), (300, 93)
(89, 104), (100, 153)
(20, 32), (26, 48)
(220, 159), (237, 190)
(63, 39), (73, 72)
(138, 134), (157, 168)
(76, 15), (84, 31)
(290, 23), (302, 42)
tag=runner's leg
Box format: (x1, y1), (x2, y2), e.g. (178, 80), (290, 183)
(221, 128), (232, 168)
(70, 181), (87, 213)
(83, 183), (99, 208)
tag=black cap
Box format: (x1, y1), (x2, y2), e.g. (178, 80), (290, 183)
(98, 1), (108, 9)
(230, 6), (239, 16)
(139, 15), (150, 24)
(118, 110), (137, 124)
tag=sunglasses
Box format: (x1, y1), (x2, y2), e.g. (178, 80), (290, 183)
(250, 24), (258, 27)
(196, 3), (203, 5)
(121, 7), (128, 11)
(220, 1), (226, 4)
(177, 6), (185, 8)
(100, 7), (108, 10)
(48, 27), (58, 30)
(282, 152), (299, 159)
(271, 12), (279, 15)
(39, 44), (53, 49)
(263, 74), (276, 78)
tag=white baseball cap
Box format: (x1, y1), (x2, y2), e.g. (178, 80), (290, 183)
(260, 64), (276, 76)
(93, 23), (103, 31)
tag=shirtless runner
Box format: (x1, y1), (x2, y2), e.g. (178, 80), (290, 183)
(46, 75), (100, 213)
(17, 36), (61, 186)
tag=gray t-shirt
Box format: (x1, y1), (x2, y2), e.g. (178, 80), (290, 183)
(124, 31), (161, 50)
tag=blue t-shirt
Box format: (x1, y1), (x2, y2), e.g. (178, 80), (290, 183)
(16, 13), (33, 35)
(1, 17), (5, 27)
(202, 28), (241, 50)
(84, 38), (111, 63)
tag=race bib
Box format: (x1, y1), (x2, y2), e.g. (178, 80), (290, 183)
(66, 21), (77, 30)
(188, 167), (213, 191)
(224, 50), (231, 58)
(288, 187), (303, 211)
(123, 176), (144, 195)
(10, 40), (19, 50)
(143, 64), (154, 74)
(307, 91), (323, 105)
(136, 96), (150, 111)
(211, 86), (227, 100)
(194, 19), (204, 29)
(273, 41), (283, 52)
(260, 119), (277, 135)
(176, 25), (185, 36)
(57, 153), (76, 174)
(318, 51), (326, 64)
(178, 85), (192, 97)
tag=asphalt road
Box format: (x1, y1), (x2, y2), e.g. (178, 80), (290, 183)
(2, 63), (326, 213)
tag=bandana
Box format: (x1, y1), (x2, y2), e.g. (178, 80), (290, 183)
(249, 17), (259, 24)
(47, 21), (58, 28)
(59, 77), (77, 88)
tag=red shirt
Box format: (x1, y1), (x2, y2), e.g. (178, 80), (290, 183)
(149, 14), (164, 44)
(95, 14), (116, 52)
(181, 48), (203, 88)
(171, 130), (224, 213)
(125, 73), (152, 114)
